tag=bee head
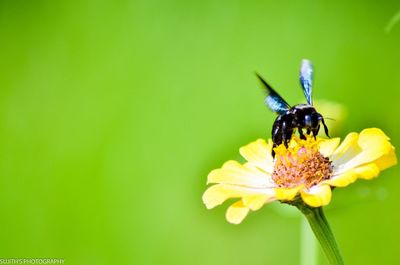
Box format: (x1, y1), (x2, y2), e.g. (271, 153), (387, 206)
(304, 112), (320, 129)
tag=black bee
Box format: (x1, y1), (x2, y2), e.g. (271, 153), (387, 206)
(256, 60), (329, 157)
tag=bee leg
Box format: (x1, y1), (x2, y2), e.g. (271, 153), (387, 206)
(298, 128), (306, 140)
(283, 138), (289, 148)
(306, 128), (311, 135)
(283, 139), (289, 148)
(284, 129), (293, 148)
(321, 117), (330, 138)
(312, 124), (320, 139)
(281, 121), (290, 148)
(271, 122), (282, 158)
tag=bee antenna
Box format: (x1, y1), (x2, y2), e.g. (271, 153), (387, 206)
(324, 117), (336, 121)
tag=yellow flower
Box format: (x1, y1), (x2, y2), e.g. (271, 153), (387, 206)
(202, 128), (397, 224)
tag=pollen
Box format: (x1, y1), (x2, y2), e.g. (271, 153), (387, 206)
(272, 137), (333, 188)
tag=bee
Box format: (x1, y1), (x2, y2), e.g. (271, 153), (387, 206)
(256, 59), (329, 157)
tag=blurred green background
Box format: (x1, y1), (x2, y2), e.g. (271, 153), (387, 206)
(0, 1), (399, 264)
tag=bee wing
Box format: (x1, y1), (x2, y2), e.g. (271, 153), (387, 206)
(256, 73), (290, 114)
(300, 59), (313, 105)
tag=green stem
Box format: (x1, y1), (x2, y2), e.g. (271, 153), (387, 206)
(300, 216), (317, 265)
(294, 202), (345, 265)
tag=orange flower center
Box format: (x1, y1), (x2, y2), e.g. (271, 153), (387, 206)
(271, 138), (333, 188)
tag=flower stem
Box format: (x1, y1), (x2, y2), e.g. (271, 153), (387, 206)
(300, 216), (317, 265)
(294, 202), (345, 265)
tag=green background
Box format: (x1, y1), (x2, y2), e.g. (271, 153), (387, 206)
(0, 1), (399, 264)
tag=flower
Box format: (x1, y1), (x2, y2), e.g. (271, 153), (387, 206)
(202, 128), (397, 224)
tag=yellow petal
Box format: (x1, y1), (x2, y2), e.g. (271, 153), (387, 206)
(372, 146), (397, 171)
(242, 194), (270, 211)
(353, 128), (392, 162)
(354, 163), (380, 180)
(333, 128), (394, 173)
(207, 160), (273, 188)
(318, 137), (340, 157)
(274, 186), (303, 201)
(358, 128), (391, 150)
(202, 184), (275, 209)
(323, 170), (358, 187)
(301, 185), (332, 207)
(226, 200), (249, 224)
(324, 162), (382, 187)
(239, 139), (274, 173)
(330, 132), (360, 164)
